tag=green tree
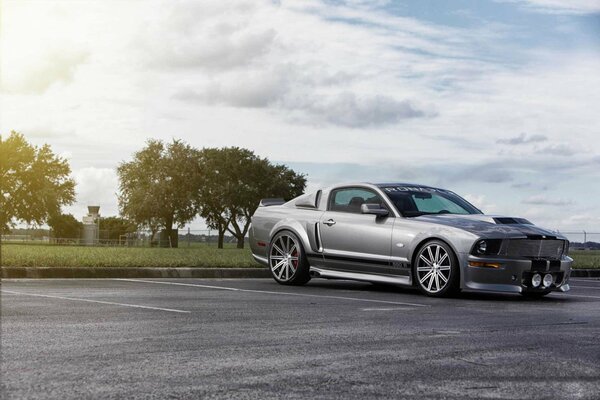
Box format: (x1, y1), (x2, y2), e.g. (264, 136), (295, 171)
(197, 148), (233, 249)
(117, 139), (202, 247)
(198, 147), (306, 249)
(48, 213), (83, 240)
(100, 216), (137, 241)
(0, 132), (75, 263)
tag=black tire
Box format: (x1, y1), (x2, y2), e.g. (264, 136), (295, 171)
(268, 230), (311, 286)
(413, 240), (460, 297)
(521, 290), (551, 299)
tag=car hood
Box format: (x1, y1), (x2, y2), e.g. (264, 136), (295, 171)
(412, 214), (563, 239)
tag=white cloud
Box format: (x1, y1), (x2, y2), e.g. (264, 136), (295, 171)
(288, 92), (432, 127)
(522, 195), (574, 206)
(498, 0), (600, 14)
(0, 0), (598, 231)
(463, 194), (498, 214)
(537, 143), (577, 156)
(63, 167), (120, 219)
(2, 49), (89, 94)
(497, 133), (547, 145)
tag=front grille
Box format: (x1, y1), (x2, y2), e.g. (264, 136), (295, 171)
(504, 239), (565, 259)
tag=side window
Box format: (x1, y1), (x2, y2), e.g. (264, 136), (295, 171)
(328, 188), (384, 214)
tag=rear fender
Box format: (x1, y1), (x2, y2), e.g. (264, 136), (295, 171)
(269, 219), (314, 255)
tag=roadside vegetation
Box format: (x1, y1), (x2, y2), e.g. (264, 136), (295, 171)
(570, 250), (600, 269)
(2, 243), (257, 268)
(2, 245), (598, 269)
(1, 133), (305, 254)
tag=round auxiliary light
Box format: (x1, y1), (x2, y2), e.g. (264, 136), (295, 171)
(477, 240), (487, 254)
(543, 274), (553, 288)
(531, 273), (542, 288)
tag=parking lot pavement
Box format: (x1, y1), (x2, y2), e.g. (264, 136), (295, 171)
(2, 278), (600, 400)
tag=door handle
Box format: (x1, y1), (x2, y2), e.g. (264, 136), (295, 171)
(323, 219), (336, 226)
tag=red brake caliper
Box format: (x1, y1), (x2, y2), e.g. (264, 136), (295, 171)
(292, 250), (298, 269)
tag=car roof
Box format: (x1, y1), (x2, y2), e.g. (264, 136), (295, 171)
(323, 182), (449, 193)
(373, 182), (443, 190)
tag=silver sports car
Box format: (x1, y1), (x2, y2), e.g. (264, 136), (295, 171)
(249, 183), (572, 297)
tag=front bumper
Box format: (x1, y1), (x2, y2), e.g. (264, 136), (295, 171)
(460, 254), (572, 294)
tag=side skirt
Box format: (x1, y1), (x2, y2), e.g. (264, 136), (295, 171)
(310, 267), (413, 287)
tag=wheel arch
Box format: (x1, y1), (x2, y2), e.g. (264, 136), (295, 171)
(269, 219), (312, 253)
(409, 236), (461, 285)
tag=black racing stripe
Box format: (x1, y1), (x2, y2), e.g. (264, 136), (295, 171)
(333, 267), (411, 277)
(323, 254), (391, 266)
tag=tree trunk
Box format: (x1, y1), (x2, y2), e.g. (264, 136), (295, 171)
(165, 215), (177, 248)
(217, 223), (225, 249)
(228, 217), (249, 250)
(236, 236), (244, 249)
(149, 228), (158, 247)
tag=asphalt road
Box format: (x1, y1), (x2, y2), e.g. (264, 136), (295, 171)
(1, 277), (600, 400)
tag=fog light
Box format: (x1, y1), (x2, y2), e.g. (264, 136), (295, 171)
(543, 274), (553, 287)
(531, 273), (542, 288)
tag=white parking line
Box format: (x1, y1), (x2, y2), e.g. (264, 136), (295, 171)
(1, 290), (190, 314)
(551, 293), (600, 301)
(115, 279), (430, 307)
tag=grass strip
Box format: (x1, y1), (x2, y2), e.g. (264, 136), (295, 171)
(1, 245), (598, 269)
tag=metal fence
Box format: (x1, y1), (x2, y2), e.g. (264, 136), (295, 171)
(557, 231), (600, 250)
(2, 229), (599, 249)
(1, 229), (246, 248)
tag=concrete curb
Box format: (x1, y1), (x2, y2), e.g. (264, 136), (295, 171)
(570, 269), (600, 278)
(1, 267), (271, 279)
(1, 267), (598, 279)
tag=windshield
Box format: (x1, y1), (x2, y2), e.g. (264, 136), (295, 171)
(382, 186), (482, 217)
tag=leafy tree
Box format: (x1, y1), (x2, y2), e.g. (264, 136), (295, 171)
(198, 147), (306, 249)
(100, 216), (137, 241)
(117, 139), (202, 247)
(196, 148), (234, 249)
(48, 213), (83, 240)
(0, 132), (75, 263)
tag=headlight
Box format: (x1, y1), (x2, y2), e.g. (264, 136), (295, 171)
(543, 274), (553, 287)
(471, 239), (502, 256)
(476, 240), (487, 254)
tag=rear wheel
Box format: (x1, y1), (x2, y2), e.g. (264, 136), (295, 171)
(269, 231), (311, 286)
(414, 240), (459, 297)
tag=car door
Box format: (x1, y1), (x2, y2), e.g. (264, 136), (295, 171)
(318, 187), (395, 275)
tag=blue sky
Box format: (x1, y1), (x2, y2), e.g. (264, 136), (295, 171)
(1, 0), (599, 236)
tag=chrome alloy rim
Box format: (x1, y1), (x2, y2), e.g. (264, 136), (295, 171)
(270, 235), (299, 281)
(416, 244), (452, 293)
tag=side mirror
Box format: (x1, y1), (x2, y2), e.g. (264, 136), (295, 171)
(361, 203), (389, 217)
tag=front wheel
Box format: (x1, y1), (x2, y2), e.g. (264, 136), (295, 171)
(268, 231), (311, 286)
(413, 240), (460, 297)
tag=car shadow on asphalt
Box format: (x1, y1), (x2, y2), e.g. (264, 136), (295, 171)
(304, 279), (572, 303)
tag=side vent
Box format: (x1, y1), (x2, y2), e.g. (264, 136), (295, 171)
(259, 198), (285, 207)
(314, 222), (323, 252)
